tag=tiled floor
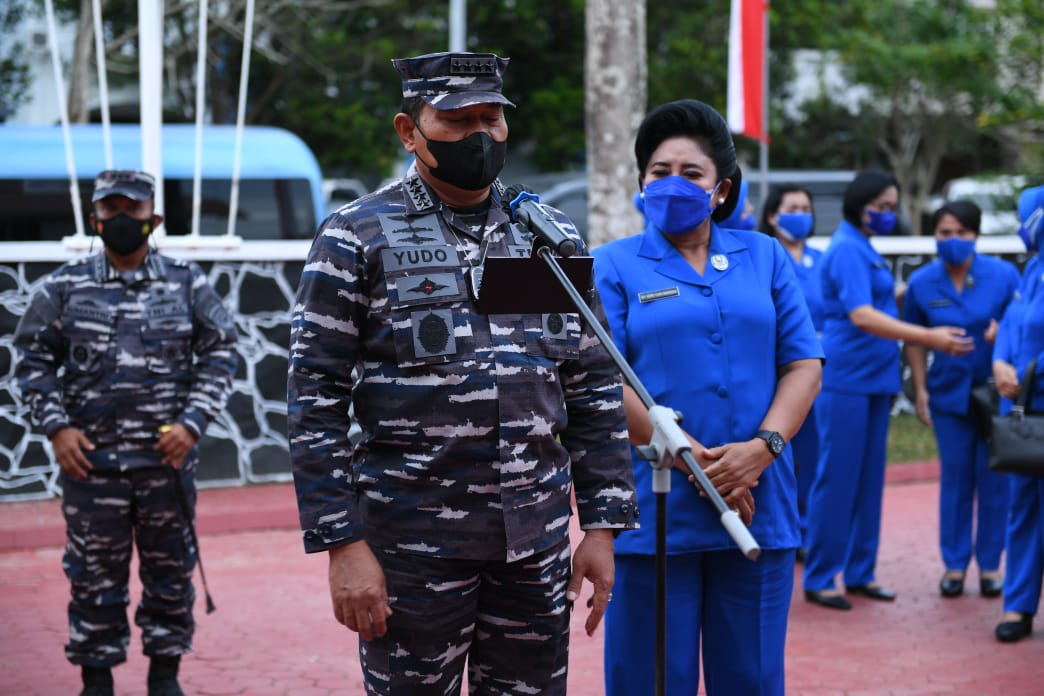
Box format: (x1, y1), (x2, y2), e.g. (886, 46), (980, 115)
(2, 464), (1041, 695)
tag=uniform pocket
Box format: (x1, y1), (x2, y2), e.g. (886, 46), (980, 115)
(524, 312), (581, 361)
(142, 324), (193, 374)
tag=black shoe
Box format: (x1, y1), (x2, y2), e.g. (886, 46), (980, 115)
(804, 589), (852, 610)
(846, 584), (897, 601)
(79, 666), (114, 696)
(940, 573), (965, 598)
(980, 576), (1004, 598)
(995, 613), (1033, 643)
(79, 686), (115, 696)
(148, 655), (184, 696)
(148, 679), (185, 696)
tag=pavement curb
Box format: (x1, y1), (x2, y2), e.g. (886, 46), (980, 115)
(0, 461), (940, 553)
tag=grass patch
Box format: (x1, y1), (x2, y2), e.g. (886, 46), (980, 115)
(887, 412), (938, 464)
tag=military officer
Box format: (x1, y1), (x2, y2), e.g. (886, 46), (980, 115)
(14, 169), (238, 696)
(287, 52), (638, 695)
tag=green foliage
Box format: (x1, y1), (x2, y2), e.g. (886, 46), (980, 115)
(0, 0), (33, 122)
(887, 413), (938, 465)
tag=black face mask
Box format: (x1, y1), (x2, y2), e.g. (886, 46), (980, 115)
(97, 213), (151, 255)
(415, 124), (507, 191)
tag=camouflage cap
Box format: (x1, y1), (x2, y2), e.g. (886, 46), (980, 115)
(92, 169), (156, 202)
(392, 51), (515, 111)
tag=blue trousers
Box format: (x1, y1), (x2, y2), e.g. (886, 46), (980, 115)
(1003, 474), (1044, 616)
(791, 401), (820, 548)
(932, 410), (1008, 573)
(803, 391), (890, 591)
(604, 550), (793, 696)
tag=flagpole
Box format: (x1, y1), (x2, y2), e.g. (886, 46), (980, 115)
(758, 1), (769, 207)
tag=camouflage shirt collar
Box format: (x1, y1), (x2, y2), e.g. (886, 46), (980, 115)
(94, 247), (165, 283)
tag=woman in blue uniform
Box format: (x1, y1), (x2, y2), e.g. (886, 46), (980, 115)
(993, 184), (1044, 643)
(802, 170), (975, 610)
(760, 184), (823, 556)
(594, 99), (823, 696)
(904, 200), (1019, 598)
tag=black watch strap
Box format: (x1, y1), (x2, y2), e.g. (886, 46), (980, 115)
(755, 429), (785, 456)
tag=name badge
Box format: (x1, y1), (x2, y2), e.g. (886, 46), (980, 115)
(638, 287), (680, 303)
(928, 299), (951, 308)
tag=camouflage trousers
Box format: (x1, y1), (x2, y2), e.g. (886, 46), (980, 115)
(361, 538), (572, 695)
(60, 461), (197, 667)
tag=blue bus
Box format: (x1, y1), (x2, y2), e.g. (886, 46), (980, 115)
(0, 123), (325, 241)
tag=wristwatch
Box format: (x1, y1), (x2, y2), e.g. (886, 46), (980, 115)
(755, 430), (786, 457)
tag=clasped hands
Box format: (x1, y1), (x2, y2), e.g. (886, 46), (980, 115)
(674, 437), (770, 526)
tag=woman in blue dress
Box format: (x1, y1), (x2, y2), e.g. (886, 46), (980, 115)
(993, 184), (1044, 643)
(802, 170), (975, 610)
(594, 99), (823, 696)
(904, 200), (1020, 598)
(759, 184), (824, 557)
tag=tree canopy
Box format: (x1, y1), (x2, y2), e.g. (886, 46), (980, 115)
(5, 0), (1042, 228)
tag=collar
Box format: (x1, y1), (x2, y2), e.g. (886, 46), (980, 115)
(400, 164), (511, 241)
(638, 223), (748, 285)
(93, 247), (164, 283)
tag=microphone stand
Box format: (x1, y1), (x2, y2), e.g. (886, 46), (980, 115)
(532, 244), (760, 696)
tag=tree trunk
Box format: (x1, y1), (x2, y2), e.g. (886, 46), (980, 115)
(585, 0), (646, 248)
(67, 0), (95, 123)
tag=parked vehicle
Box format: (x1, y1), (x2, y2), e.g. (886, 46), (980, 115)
(936, 175), (1026, 235)
(322, 177), (368, 215)
(0, 123), (325, 242)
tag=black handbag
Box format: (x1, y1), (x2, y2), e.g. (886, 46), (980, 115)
(988, 359), (1044, 476)
(969, 380), (1000, 440)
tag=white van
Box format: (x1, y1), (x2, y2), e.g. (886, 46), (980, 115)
(940, 175), (1026, 235)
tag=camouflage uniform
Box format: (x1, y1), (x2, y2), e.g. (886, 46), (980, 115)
(14, 250), (237, 667)
(288, 164), (639, 693)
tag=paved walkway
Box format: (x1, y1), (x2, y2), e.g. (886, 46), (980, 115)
(1, 462), (1042, 695)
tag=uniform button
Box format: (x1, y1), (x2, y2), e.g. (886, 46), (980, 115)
(716, 386), (729, 397)
(318, 524), (332, 535)
(710, 332), (722, 344)
(701, 287), (713, 297)
(620, 503), (631, 515)
(304, 530), (317, 541)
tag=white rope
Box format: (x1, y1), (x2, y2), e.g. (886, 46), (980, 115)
(225, 0), (255, 238)
(44, 0), (86, 239)
(91, 0), (112, 169)
(191, 0), (209, 238)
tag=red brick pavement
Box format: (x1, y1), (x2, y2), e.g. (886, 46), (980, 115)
(2, 461), (1042, 696)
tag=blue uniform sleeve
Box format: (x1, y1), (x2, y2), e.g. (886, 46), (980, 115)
(902, 272), (927, 326)
(770, 239), (825, 366)
(828, 240), (875, 314)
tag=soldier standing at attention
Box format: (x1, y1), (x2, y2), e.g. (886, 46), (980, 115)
(14, 170), (238, 696)
(288, 51), (638, 695)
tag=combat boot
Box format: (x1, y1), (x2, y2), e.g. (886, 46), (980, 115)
(79, 665), (114, 696)
(147, 655), (185, 696)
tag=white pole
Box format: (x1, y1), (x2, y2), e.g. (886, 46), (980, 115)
(449, 0), (466, 52)
(191, 0), (209, 237)
(226, 0), (254, 238)
(44, 0), (86, 240)
(758, 3), (769, 207)
(139, 0), (165, 224)
(91, 0), (112, 169)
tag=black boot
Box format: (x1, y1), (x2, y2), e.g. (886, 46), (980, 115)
(147, 655), (185, 696)
(79, 666), (114, 696)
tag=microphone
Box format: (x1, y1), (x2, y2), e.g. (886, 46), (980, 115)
(504, 185), (579, 257)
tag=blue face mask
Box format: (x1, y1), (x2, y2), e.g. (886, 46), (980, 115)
(936, 237), (976, 266)
(776, 212), (814, 241)
(642, 176), (717, 236)
(865, 208), (897, 235)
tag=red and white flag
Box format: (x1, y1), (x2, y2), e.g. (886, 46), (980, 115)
(727, 0), (768, 142)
